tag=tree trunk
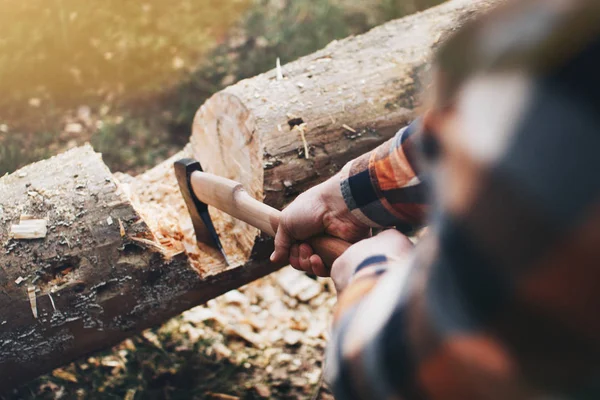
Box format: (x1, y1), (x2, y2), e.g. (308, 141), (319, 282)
(191, 0), (496, 263)
(0, 0), (496, 390)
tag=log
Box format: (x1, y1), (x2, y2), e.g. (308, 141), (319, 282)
(191, 0), (497, 263)
(0, 146), (275, 391)
(0, 0), (496, 390)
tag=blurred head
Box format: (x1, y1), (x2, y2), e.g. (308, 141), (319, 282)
(421, 0), (600, 215)
(417, 1), (600, 391)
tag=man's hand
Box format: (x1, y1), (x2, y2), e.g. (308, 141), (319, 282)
(331, 229), (413, 292)
(271, 173), (370, 276)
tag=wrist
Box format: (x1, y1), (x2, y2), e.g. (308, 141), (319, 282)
(320, 173), (369, 229)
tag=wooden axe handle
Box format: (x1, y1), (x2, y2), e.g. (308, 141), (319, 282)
(190, 171), (351, 267)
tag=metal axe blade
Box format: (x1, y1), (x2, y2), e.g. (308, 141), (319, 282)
(174, 158), (229, 265)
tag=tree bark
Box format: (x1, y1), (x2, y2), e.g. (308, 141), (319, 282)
(191, 0), (496, 263)
(0, 0), (497, 390)
(0, 146), (277, 391)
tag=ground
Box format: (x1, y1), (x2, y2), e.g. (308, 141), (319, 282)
(5, 268), (336, 400)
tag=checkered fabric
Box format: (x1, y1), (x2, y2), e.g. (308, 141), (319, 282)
(328, 37), (600, 400)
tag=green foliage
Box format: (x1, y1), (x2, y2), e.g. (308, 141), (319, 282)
(0, 0), (442, 176)
(163, 0), (377, 144)
(379, 0), (444, 19)
(0, 0), (250, 113)
(91, 118), (175, 174)
(0, 133), (54, 175)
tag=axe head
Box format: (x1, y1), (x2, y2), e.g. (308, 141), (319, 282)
(174, 158), (228, 264)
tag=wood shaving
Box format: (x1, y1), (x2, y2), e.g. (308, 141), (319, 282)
(51, 368), (78, 383)
(128, 236), (168, 252)
(276, 57), (283, 81)
(27, 285), (37, 319)
(293, 124), (310, 160)
(206, 393), (239, 400)
(342, 124), (357, 133)
(11, 217), (47, 239)
(118, 219), (125, 237)
(48, 292), (57, 312)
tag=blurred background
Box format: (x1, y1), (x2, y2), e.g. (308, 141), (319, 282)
(1, 1), (442, 398)
(0, 0), (441, 177)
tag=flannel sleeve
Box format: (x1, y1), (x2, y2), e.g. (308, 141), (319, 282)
(340, 120), (429, 232)
(326, 230), (529, 400)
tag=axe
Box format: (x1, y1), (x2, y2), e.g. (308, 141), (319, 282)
(174, 158), (352, 268)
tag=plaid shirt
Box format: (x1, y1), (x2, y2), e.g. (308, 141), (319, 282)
(328, 43), (600, 399)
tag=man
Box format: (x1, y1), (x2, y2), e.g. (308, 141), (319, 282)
(271, 0), (600, 398)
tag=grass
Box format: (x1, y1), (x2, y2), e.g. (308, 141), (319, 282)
(0, 0), (443, 176)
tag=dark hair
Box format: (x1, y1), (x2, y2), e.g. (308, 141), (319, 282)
(432, 0), (600, 108)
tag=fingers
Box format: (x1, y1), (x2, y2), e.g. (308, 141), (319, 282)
(271, 224), (292, 263)
(287, 243), (327, 277)
(310, 254), (328, 277)
(298, 243), (313, 272)
(289, 244), (300, 270)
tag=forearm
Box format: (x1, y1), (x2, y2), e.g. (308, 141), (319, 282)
(327, 253), (420, 400)
(340, 120), (428, 231)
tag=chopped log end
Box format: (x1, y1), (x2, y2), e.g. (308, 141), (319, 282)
(191, 92), (263, 264)
(114, 146), (253, 276)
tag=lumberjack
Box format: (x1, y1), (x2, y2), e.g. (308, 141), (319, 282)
(270, 0), (600, 399)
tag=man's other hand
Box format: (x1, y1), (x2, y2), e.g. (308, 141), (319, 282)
(331, 229), (413, 292)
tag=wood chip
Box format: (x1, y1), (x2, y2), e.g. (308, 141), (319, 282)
(222, 290), (249, 306)
(124, 389), (136, 400)
(118, 218), (125, 237)
(298, 283), (322, 302)
(27, 285), (37, 318)
(276, 57), (283, 81)
(184, 307), (216, 324)
(276, 267), (320, 299)
(283, 330), (303, 346)
(212, 342), (233, 359)
(10, 217), (47, 239)
(206, 393), (239, 400)
(52, 368), (78, 383)
(254, 384), (271, 398)
(14, 276), (24, 285)
(294, 124), (310, 160)
(129, 236), (164, 252)
(225, 324), (265, 349)
(342, 124), (357, 133)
